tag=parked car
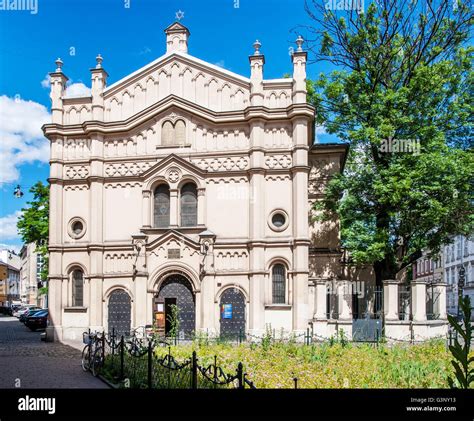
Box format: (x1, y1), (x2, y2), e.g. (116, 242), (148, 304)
(25, 310), (48, 331)
(19, 308), (45, 324)
(14, 305), (39, 318)
(8, 304), (22, 316)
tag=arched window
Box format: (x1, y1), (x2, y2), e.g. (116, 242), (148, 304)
(180, 182), (197, 227)
(162, 121), (174, 146)
(72, 270), (84, 307)
(272, 264), (286, 304)
(161, 119), (186, 146)
(175, 120), (186, 145)
(154, 184), (170, 227)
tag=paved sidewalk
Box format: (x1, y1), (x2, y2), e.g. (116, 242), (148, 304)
(0, 316), (108, 388)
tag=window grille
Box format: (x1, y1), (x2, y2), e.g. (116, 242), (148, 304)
(272, 264), (286, 304)
(72, 270), (83, 307)
(180, 183), (197, 227)
(154, 184), (170, 227)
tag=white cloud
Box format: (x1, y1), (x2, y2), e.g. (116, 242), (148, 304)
(0, 243), (22, 254)
(0, 95), (51, 184)
(64, 82), (91, 98)
(41, 74), (51, 88)
(315, 125), (326, 135)
(0, 211), (22, 242)
(139, 46), (152, 55)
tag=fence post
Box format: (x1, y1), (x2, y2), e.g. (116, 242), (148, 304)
(120, 335), (124, 380)
(191, 351), (198, 389)
(239, 328), (242, 345)
(147, 340), (153, 389)
(111, 328), (115, 357)
(293, 377), (298, 389)
(306, 328), (310, 346)
(236, 362), (244, 389)
(101, 333), (105, 363)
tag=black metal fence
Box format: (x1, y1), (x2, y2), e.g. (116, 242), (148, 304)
(87, 330), (257, 389)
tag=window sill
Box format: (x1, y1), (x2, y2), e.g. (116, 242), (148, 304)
(264, 304), (292, 310)
(141, 225), (206, 234)
(64, 307), (87, 313)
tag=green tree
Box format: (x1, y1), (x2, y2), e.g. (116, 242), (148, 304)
(17, 181), (49, 283)
(304, 0), (473, 284)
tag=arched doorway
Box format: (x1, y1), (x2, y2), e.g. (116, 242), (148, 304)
(219, 288), (246, 338)
(155, 274), (195, 337)
(108, 289), (131, 336)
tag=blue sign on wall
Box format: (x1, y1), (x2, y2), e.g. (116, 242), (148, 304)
(222, 304), (233, 319)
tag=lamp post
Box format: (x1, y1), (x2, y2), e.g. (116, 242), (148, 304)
(457, 265), (466, 320)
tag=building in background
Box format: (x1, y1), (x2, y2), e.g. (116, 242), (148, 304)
(0, 249), (21, 307)
(412, 250), (444, 320)
(444, 234), (474, 316)
(20, 243), (46, 307)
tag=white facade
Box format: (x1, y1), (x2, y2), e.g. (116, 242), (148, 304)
(444, 235), (474, 316)
(20, 243), (45, 307)
(42, 22), (446, 342)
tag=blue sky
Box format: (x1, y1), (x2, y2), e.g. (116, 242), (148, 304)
(0, 0), (340, 252)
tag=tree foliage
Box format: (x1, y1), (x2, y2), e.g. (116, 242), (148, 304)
(447, 295), (473, 389)
(303, 0), (473, 283)
(17, 181), (49, 282)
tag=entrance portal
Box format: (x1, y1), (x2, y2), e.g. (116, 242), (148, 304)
(155, 274), (195, 337)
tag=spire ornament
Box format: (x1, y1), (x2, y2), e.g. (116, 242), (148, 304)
(55, 58), (63, 72)
(253, 40), (262, 55)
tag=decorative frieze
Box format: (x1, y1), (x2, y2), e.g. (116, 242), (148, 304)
(265, 155), (292, 169)
(65, 165), (89, 179)
(104, 161), (153, 177)
(192, 156), (249, 172)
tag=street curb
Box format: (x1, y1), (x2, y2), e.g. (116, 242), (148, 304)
(97, 374), (119, 389)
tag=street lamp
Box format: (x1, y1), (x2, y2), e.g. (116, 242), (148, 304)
(457, 265), (466, 320)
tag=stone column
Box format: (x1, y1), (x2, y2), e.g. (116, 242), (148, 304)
(142, 190), (151, 228)
(197, 187), (205, 226)
(49, 58), (68, 124)
(412, 279), (427, 322)
(433, 280), (447, 320)
(90, 54), (108, 121)
(249, 40), (264, 106)
(248, 115), (265, 334)
(383, 279), (399, 321)
(337, 280), (352, 321)
(291, 36), (307, 104)
(169, 188), (178, 227)
(313, 279), (327, 320)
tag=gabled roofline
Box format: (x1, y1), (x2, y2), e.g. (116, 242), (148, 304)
(104, 51), (250, 97)
(147, 229), (200, 251)
(42, 94), (315, 138)
(141, 153), (206, 181)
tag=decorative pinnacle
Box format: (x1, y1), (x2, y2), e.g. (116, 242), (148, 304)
(55, 58), (63, 72)
(96, 54), (103, 69)
(253, 40), (262, 55)
(296, 35), (304, 52)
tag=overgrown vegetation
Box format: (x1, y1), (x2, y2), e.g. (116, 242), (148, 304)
(151, 339), (456, 388)
(447, 295), (473, 389)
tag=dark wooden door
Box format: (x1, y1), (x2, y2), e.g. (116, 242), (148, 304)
(220, 288), (245, 339)
(108, 289), (131, 336)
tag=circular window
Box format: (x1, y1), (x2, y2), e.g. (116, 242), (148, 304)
(272, 213), (286, 228)
(268, 209), (289, 232)
(72, 221), (83, 235)
(68, 217), (86, 239)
